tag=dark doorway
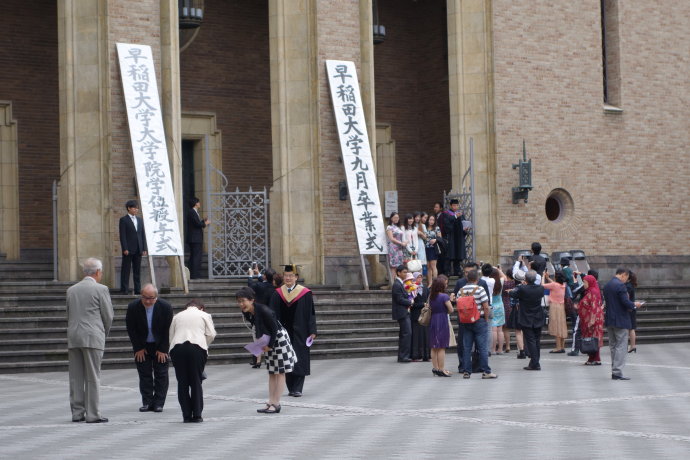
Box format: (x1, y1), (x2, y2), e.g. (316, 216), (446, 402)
(182, 139), (196, 259)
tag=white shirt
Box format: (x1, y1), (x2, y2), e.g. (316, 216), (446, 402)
(129, 213), (138, 230)
(169, 307), (216, 353)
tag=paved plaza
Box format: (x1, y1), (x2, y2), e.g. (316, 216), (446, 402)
(1, 342), (690, 459)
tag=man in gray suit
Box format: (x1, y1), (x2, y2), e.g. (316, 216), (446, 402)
(67, 258), (114, 423)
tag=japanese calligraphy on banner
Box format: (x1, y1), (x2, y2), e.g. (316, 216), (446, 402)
(116, 43), (184, 256)
(325, 60), (387, 255)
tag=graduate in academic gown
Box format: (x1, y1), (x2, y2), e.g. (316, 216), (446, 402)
(438, 199), (466, 276)
(268, 265), (317, 397)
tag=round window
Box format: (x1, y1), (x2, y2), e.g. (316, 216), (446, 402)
(544, 189), (573, 222)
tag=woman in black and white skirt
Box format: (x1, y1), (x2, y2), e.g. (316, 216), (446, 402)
(236, 287), (297, 414)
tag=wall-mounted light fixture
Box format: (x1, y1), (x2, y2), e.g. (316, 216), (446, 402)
(512, 140), (533, 204)
(372, 0), (386, 44)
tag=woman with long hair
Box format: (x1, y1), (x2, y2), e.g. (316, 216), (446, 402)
(427, 275), (455, 377)
(402, 213), (418, 262)
(578, 275), (604, 365)
(490, 267), (507, 354)
(413, 212), (427, 274)
(386, 212), (407, 285)
(424, 214), (441, 285)
(544, 271), (568, 353)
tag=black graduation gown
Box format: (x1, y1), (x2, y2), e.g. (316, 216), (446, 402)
(439, 211), (466, 261)
(269, 285), (317, 376)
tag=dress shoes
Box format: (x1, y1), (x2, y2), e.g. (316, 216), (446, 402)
(523, 366), (541, 371)
(397, 358), (412, 363)
(567, 350), (580, 356)
(288, 391), (295, 396)
(139, 405), (152, 412)
(72, 416), (85, 422)
(191, 416), (203, 422)
(611, 374), (630, 380)
(152, 406), (163, 413)
(183, 417), (193, 423)
(292, 391), (302, 397)
(86, 417), (108, 423)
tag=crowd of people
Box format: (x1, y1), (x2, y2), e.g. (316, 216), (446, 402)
(65, 200), (643, 424)
(389, 214), (644, 382)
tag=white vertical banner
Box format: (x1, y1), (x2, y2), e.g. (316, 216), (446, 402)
(116, 43), (184, 256)
(326, 60), (387, 255)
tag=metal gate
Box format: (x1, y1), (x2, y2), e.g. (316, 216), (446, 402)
(443, 138), (476, 264)
(203, 143), (270, 280)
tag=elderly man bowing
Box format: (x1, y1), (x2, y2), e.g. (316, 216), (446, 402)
(126, 284), (173, 412)
(67, 258), (113, 423)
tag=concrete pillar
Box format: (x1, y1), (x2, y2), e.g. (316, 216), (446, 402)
(160, 0), (185, 287)
(57, 0), (113, 281)
(58, 0), (181, 285)
(0, 101), (20, 260)
(447, 0), (498, 263)
(269, 0), (373, 286)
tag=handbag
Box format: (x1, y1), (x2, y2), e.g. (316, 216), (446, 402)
(448, 316), (457, 347)
(581, 337), (599, 354)
(407, 258), (422, 273)
(418, 302), (431, 326)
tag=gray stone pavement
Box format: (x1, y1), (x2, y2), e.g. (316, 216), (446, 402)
(1, 343), (690, 459)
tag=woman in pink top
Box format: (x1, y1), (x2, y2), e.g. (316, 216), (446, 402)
(543, 271), (567, 353)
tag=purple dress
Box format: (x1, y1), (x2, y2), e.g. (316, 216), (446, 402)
(428, 293), (451, 348)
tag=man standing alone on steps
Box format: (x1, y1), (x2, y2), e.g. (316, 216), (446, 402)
(186, 197), (210, 279)
(126, 284), (173, 413)
(66, 258), (113, 423)
(119, 200), (147, 294)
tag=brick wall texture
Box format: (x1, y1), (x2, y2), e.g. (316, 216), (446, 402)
(492, 0), (690, 257)
(374, 0), (451, 216)
(179, 0), (272, 190)
(0, 0), (58, 250)
(107, 0), (163, 255)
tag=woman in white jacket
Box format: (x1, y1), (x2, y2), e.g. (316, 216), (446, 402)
(169, 299), (216, 423)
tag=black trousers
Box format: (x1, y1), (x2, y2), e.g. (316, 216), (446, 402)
(188, 243), (203, 279)
(286, 374), (305, 394)
(136, 343), (169, 408)
(170, 342), (207, 419)
(397, 316), (412, 360)
(120, 251), (142, 293)
(410, 311), (430, 360)
(444, 259), (461, 276)
(522, 327), (542, 369)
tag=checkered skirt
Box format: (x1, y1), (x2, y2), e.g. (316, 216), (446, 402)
(265, 327), (297, 374)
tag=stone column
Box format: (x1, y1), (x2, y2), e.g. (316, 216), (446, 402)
(160, 0), (185, 287)
(57, 0), (113, 281)
(0, 101), (20, 260)
(268, 0), (323, 283)
(446, 0), (498, 263)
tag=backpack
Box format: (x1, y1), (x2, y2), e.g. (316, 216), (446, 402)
(457, 286), (481, 323)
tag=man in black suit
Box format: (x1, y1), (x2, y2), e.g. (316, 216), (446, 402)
(119, 200), (147, 294)
(186, 197), (209, 279)
(125, 283), (173, 412)
(510, 270), (546, 371)
(391, 264), (413, 362)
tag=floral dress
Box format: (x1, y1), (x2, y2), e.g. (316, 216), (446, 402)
(387, 225), (405, 268)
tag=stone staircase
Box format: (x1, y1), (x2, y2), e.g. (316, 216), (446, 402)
(0, 258), (689, 372)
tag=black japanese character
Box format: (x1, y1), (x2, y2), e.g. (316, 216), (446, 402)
(333, 64), (352, 84)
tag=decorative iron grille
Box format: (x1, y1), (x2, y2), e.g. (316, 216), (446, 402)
(207, 187), (269, 278)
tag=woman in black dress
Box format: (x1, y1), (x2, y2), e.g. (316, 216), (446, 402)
(236, 287), (296, 414)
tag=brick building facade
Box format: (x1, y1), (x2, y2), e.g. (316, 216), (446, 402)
(0, 0), (688, 287)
